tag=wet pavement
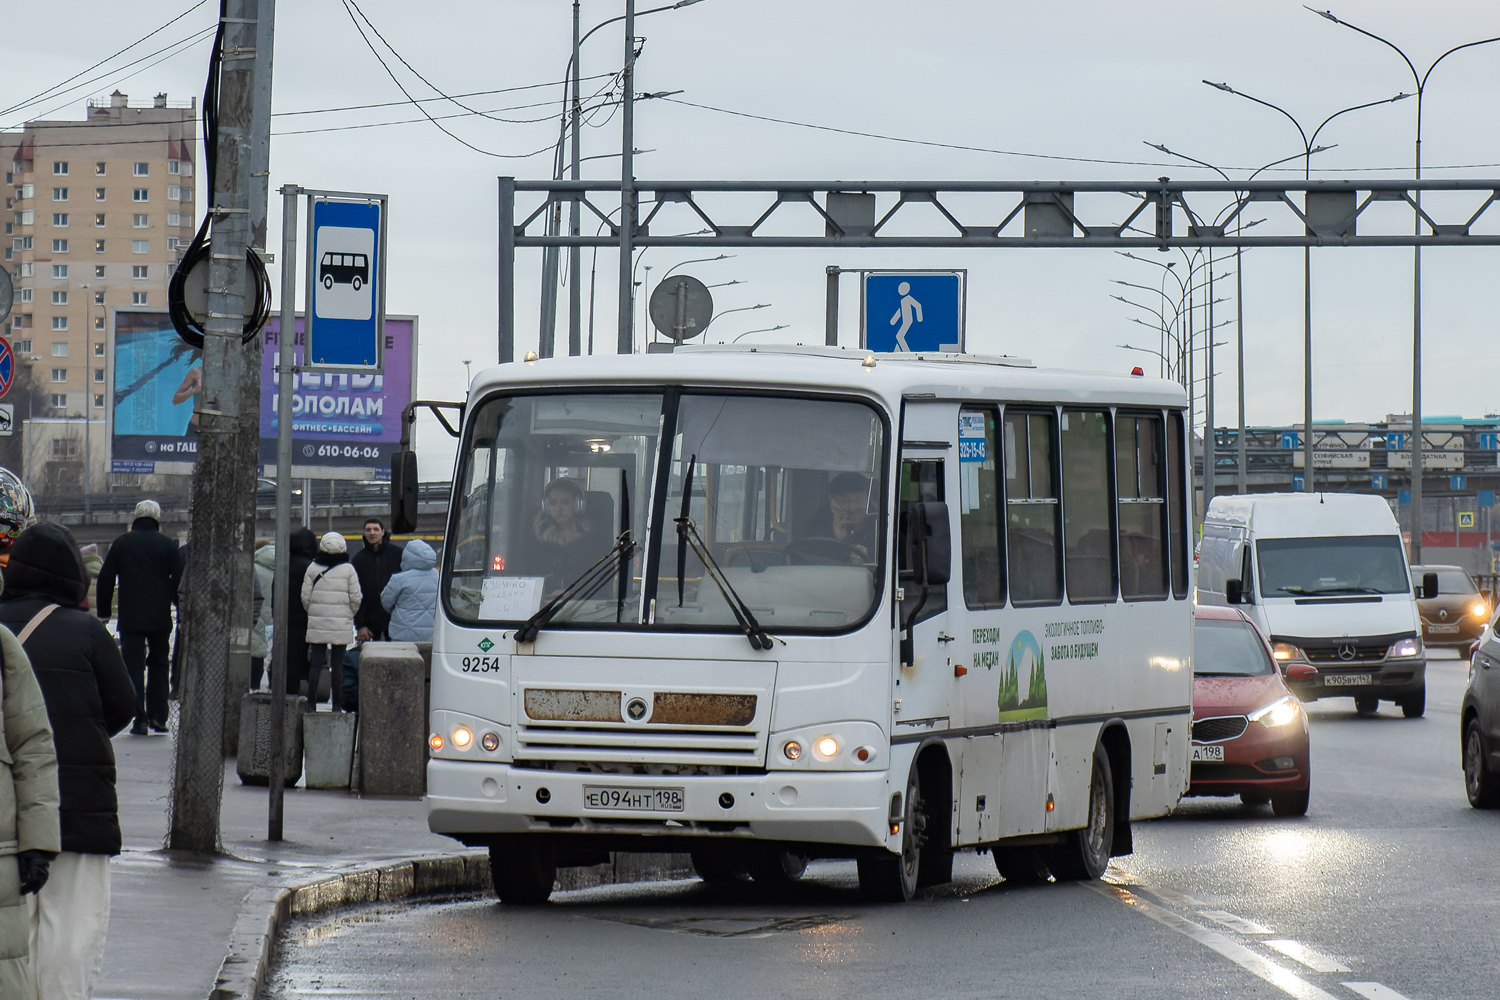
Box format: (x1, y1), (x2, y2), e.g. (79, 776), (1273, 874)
(265, 651), (1489, 1000)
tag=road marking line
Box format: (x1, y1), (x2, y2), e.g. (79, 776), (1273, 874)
(1267, 940), (1352, 973)
(1088, 883), (1338, 1000)
(1199, 909), (1274, 935)
(1341, 984), (1413, 1000)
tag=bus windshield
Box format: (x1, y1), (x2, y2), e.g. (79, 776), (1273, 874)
(445, 390), (887, 634)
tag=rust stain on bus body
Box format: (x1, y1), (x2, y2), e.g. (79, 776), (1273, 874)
(524, 688), (621, 722)
(651, 692), (757, 727)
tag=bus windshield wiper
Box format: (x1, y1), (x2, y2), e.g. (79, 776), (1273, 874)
(514, 532), (635, 644)
(674, 454), (776, 651)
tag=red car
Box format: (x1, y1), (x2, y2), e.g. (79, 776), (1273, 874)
(1188, 606), (1313, 816)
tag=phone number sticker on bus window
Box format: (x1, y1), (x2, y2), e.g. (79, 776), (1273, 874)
(958, 413), (987, 462)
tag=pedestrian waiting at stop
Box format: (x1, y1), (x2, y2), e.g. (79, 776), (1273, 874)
(352, 517), (403, 643)
(301, 532), (360, 713)
(286, 528), (319, 699)
(97, 500), (181, 736)
(250, 541), (275, 691)
(381, 538), (438, 643)
(0, 523), (134, 1000)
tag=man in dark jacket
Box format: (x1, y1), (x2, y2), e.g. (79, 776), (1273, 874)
(286, 527), (319, 697)
(0, 522), (135, 999)
(96, 499), (181, 735)
(351, 518), (403, 642)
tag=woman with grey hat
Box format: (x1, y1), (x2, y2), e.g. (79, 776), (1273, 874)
(300, 532), (360, 713)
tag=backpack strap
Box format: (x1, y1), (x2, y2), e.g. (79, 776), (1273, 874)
(16, 604), (59, 646)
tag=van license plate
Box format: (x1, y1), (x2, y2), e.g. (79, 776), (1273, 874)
(1324, 674), (1373, 687)
(1190, 744), (1224, 762)
(583, 786), (685, 812)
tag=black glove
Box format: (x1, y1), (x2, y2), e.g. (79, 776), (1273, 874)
(16, 850), (53, 896)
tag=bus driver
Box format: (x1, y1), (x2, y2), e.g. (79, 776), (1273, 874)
(531, 479), (603, 593)
(827, 472), (877, 564)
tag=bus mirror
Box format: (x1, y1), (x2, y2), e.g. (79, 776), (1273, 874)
(906, 501), (951, 586)
(1225, 579), (1243, 605)
(392, 450), (419, 534)
(1419, 572), (1438, 600)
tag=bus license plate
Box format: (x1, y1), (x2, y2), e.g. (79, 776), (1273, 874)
(583, 786), (685, 812)
(1190, 744), (1224, 762)
(1324, 674), (1372, 687)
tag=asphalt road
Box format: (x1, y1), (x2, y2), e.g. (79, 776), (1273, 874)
(265, 650), (1489, 1000)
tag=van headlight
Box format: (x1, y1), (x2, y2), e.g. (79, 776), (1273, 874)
(1387, 637), (1421, 659)
(1271, 642), (1305, 662)
(1248, 696), (1302, 729)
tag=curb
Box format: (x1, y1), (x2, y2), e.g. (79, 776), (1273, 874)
(208, 851), (693, 1000)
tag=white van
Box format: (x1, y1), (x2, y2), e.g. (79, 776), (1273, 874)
(1197, 493), (1436, 718)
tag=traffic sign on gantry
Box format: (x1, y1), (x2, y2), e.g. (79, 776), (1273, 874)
(306, 194), (387, 371)
(862, 272), (964, 353)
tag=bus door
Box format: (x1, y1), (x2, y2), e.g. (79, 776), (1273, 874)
(894, 402), (959, 743)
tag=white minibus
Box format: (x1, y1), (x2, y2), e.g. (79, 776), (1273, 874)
(419, 346), (1194, 901)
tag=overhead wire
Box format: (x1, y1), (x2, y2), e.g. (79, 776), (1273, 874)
(0, 0), (212, 119)
(272, 74), (615, 117)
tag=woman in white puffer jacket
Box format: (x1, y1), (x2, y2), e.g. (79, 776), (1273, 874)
(300, 531), (361, 712)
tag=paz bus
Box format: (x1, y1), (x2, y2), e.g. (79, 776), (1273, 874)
(417, 345), (1193, 902)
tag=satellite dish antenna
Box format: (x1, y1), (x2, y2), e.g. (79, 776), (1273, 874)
(648, 275), (714, 342)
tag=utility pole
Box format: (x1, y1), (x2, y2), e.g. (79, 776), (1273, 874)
(616, 0), (635, 355)
(171, 0), (275, 852)
(568, 0), (583, 357)
(268, 183), (298, 839)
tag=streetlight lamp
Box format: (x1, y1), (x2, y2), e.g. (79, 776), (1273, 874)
(730, 324), (789, 343)
(1149, 144), (1328, 494)
(1202, 81), (1409, 492)
(1309, 9), (1500, 558)
(707, 303), (770, 329)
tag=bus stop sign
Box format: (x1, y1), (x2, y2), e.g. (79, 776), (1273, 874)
(306, 194), (386, 371)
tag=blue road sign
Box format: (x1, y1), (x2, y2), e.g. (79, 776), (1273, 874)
(1479, 490), (1495, 508)
(307, 196), (384, 369)
(1292, 473), (1304, 491)
(863, 272), (963, 353)
(1371, 472), (1387, 490)
(1460, 511), (1476, 529)
(1452, 474), (1467, 491)
(1280, 432), (1300, 449)
(0, 335), (14, 399)
(1398, 489), (1411, 504)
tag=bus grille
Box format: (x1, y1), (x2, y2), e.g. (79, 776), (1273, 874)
(514, 723), (765, 767)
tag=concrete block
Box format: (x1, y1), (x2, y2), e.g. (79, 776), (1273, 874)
(303, 711), (357, 789)
(358, 642), (427, 796)
(236, 692), (306, 787)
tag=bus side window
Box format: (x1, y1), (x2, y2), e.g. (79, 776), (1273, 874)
(959, 408), (1004, 608)
(1061, 409), (1117, 604)
(898, 459), (947, 623)
(1166, 411), (1189, 598)
(1003, 410), (1061, 606)
(1116, 411), (1167, 601)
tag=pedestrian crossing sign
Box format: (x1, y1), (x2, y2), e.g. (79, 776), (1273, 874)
(862, 271), (965, 353)
(1460, 511), (1476, 529)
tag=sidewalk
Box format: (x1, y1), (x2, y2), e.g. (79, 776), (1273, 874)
(98, 720), (463, 1000)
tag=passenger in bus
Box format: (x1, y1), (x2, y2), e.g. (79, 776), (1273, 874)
(531, 479), (606, 592)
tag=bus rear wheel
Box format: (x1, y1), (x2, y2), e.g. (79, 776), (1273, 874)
(993, 846), (1048, 884)
(1046, 744), (1114, 882)
(857, 767), (924, 902)
(488, 836), (557, 904)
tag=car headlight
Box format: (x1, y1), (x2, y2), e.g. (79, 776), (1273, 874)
(1248, 695), (1302, 729)
(1387, 637), (1422, 659)
(1473, 603), (1489, 619)
(1271, 642), (1304, 662)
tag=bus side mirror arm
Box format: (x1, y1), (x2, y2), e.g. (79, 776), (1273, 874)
(391, 399), (465, 535)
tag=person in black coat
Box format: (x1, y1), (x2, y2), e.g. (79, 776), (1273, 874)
(97, 499), (181, 735)
(286, 527), (319, 697)
(0, 521), (136, 997)
(351, 518), (403, 642)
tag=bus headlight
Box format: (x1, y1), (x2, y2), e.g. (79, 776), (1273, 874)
(771, 722), (885, 770)
(451, 726), (473, 749)
(429, 710), (509, 761)
(1248, 696), (1302, 729)
(783, 741), (802, 760)
(814, 736), (839, 758)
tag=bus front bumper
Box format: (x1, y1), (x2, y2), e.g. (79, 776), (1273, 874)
(427, 759), (893, 851)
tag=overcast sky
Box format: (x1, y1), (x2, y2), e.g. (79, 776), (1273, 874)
(10, 0), (1500, 472)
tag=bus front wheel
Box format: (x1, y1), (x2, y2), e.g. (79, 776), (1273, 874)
(1046, 744), (1114, 882)
(488, 836), (557, 904)
(857, 767), (924, 902)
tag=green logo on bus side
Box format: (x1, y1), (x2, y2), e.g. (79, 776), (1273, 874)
(998, 630), (1048, 722)
(477, 637), (494, 652)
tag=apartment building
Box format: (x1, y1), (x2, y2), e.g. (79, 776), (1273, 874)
(0, 90), (196, 494)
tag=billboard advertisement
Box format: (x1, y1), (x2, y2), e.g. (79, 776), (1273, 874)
(257, 313), (416, 478)
(109, 311), (416, 478)
(111, 310), (202, 472)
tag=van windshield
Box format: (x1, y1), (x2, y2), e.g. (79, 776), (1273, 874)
(1256, 535), (1410, 597)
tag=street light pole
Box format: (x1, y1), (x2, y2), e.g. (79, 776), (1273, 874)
(616, 0), (636, 355)
(1203, 82), (1408, 493)
(568, 0), (582, 357)
(1310, 9), (1500, 559)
